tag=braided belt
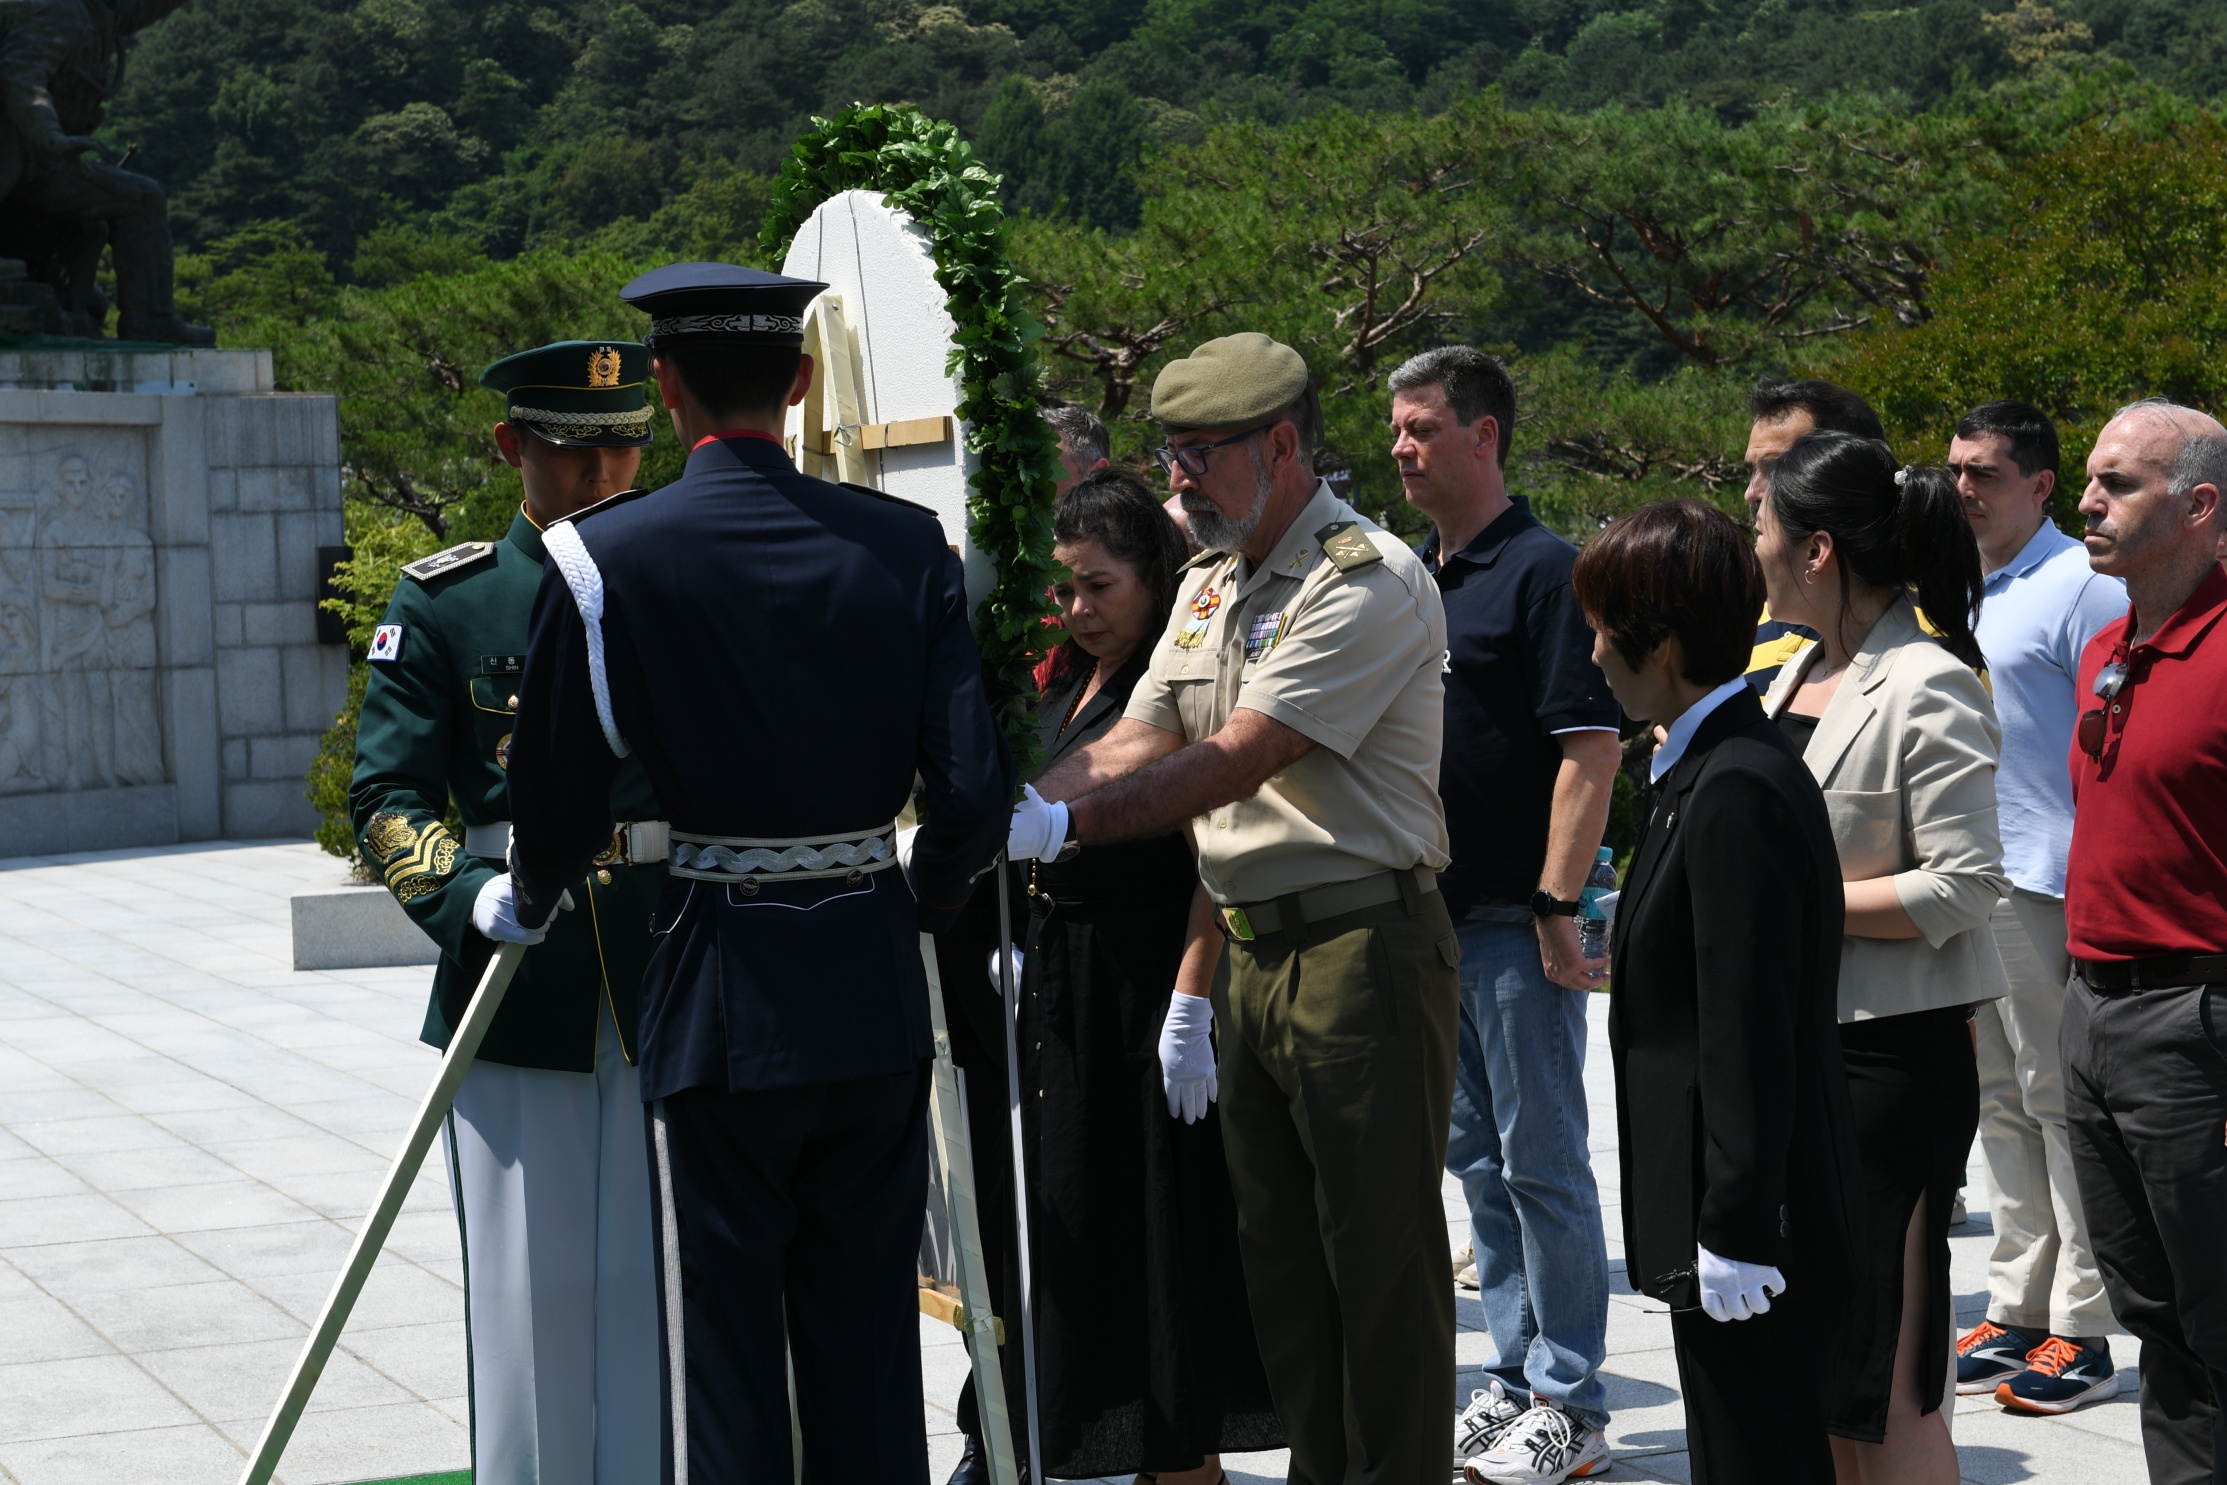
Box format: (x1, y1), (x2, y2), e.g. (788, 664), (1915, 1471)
(670, 824), (899, 889)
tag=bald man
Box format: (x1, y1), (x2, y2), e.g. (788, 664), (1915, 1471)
(2060, 399), (2227, 1485)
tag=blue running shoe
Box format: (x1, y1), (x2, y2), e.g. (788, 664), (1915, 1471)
(1957, 1319), (2043, 1394)
(1997, 1335), (2120, 1414)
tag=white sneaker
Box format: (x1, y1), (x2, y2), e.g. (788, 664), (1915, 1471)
(1464, 1401), (1610, 1483)
(1455, 1378), (1527, 1464)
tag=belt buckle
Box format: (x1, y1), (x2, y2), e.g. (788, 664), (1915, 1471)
(592, 826), (627, 868)
(1220, 905), (1255, 942)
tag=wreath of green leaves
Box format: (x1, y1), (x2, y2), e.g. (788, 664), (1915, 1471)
(763, 103), (1063, 767)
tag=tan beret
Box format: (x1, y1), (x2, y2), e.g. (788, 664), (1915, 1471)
(1150, 332), (1311, 430)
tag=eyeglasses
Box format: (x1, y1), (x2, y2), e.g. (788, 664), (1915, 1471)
(1153, 422), (1276, 478)
(2077, 657), (2133, 759)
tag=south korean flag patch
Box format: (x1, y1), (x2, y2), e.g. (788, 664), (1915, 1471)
(367, 624), (404, 663)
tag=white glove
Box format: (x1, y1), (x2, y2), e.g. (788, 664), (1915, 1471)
(472, 873), (572, 945)
(896, 825), (919, 883)
(1696, 1243), (1786, 1323)
(1159, 992), (1218, 1124)
(1006, 783), (1070, 863)
(986, 944), (1024, 997)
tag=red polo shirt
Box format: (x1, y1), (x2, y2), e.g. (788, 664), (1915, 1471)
(2065, 563), (2227, 961)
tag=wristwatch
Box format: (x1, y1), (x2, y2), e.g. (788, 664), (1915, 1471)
(1531, 890), (1582, 919)
(1052, 812), (1082, 864)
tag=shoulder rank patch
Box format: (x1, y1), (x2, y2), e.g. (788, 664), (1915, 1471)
(839, 480), (939, 519)
(367, 624), (403, 662)
(402, 541), (496, 583)
(1316, 521), (1383, 573)
(564, 486), (652, 524)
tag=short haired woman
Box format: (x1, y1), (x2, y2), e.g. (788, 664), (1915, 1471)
(1755, 433), (2011, 1485)
(1574, 500), (1863, 1484)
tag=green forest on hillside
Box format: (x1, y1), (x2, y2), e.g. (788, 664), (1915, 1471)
(62, 0), (2227, 848)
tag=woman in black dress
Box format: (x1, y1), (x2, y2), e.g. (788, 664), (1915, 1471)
(1021, 470), (1281, 1484)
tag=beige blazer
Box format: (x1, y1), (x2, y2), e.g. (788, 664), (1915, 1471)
(1760, 595), (2011, 1022)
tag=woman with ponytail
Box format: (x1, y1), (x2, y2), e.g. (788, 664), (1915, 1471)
(1755, 432), (2011, 1485)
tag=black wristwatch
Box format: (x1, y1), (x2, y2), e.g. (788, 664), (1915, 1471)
(1052, 812), (1082, 864)
(1531, 889), (1582, 919)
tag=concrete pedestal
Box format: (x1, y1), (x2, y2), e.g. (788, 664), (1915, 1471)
(0, 346), (346, 856)
(291, 880), (440, 971)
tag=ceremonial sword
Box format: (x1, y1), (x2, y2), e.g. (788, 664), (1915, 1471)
(992, 853), (1046, 1484)
(235, 938), (528, 1485)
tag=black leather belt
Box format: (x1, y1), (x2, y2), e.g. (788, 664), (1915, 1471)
(2075, 954), (2227, 992)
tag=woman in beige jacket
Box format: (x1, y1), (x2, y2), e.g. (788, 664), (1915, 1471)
(1756, 433), (2010, 1485)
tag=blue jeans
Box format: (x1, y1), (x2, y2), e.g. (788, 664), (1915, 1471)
(1446, 919), (1610, 1430)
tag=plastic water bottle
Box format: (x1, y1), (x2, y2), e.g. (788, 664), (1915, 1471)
(1577, 846), (1618, 961)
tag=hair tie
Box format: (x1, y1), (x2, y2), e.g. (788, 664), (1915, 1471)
(1893, 466), (1910, 487)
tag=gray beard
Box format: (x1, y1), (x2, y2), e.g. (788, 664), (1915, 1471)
(1181, 466), (1273, 552)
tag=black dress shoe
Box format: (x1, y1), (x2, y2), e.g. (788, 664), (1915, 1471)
(948, 1435), (990, 1485)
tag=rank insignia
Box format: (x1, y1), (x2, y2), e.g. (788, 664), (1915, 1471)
(367, 624), (404, 662)
(495, 732), (512, 770)
(1317, 521), (1383, 573)
(1245, 610), (1287, 661)
(587, 344), (623, 388)
(1173, 585), (1222, 650)
(363, 811), (462, 902)
(402, 541), (496, 583)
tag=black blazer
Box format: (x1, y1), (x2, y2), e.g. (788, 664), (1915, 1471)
(1608, 688), (1863, 1310)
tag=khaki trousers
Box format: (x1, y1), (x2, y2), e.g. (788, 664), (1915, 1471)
(1975, 890), (2114, 1337)
(1214, 890), (1460, 1485)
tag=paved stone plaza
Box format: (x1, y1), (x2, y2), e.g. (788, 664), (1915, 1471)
(0, 841), (2151, 1484)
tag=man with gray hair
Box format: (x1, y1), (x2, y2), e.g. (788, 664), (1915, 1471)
(1045, 402), (1111, 493)
(1389, 344), (1620, 1484)
(2062, 398), (2227, 1484)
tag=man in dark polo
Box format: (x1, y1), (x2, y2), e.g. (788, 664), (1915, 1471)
(2062, 398), (2227, 1485)
(1387, 346), (1621, 1482)
(1016, 332), (1458, 1485)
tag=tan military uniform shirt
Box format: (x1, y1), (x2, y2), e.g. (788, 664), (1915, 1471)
(1125, 482), (1451, 905)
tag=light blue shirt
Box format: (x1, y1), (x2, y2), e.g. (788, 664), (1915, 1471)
(1974, 520), (2128, 898)
(1651, 677), (1750, 784)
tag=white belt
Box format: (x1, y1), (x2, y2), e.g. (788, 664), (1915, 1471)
(669, 824), (898, 888)
(463, 820), (671, 866)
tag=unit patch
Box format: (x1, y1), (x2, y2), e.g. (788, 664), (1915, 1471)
(1173, 585), (1224, 650)
(1317, 522), (1382, 573)
(401, 541), (496, 582)
(367, 624), (404, 662)
(362, 811), (462, 903)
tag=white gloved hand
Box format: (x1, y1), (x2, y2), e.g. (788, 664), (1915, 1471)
(1695, 1243), (1786, 1323)
(896, 825), (920, 884)
(986, 944), (1024, 996)
(1159, 992), (1218, 1124)
(472, 873), (572, 945)
(1006, 783), (1070, 863)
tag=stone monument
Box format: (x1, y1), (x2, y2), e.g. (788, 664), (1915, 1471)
(0, 344), (345, 855)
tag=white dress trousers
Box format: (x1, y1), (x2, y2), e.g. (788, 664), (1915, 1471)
(443, 1001), (660, 1484)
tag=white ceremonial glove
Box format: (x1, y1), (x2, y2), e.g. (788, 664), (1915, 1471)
(1695, 1243), (1786, 1323)
(1006, 783), (1070, 863)
(472, 873), (572, 945)
(1159, 992), (1218, 1124)
(896, 825), (920, 884)
(986, 944), (1024, 997)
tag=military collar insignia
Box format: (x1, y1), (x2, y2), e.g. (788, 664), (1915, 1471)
(1317, 521), (1383, 573)
(401, 541), (496, 582)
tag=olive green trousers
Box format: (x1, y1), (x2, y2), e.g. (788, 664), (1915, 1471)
(1213, 890), (1460, 1485)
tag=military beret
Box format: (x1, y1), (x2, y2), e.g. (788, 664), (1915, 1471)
(620, 262), (828, 348)
(480, 341), (654, 448)
(1150, 332), (1312, 430)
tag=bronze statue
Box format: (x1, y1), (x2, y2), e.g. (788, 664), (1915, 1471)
(0, 0), (213, 345)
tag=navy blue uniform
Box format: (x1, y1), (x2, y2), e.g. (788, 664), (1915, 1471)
(505, 431), (1014, 1485)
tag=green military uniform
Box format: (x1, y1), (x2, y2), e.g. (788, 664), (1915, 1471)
(351, 503), (666, 1069)
(1133, 334), (1459, 1485)
(348, 340), (666, 1481)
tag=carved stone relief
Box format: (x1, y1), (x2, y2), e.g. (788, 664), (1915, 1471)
(0, 437), (164, 795)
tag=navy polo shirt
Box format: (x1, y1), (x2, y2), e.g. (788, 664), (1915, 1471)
(1425, 496), (1621, 922)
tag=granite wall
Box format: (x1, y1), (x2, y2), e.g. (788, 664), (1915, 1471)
(0, 347), (346, 856)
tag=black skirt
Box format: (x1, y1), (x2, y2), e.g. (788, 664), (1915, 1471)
(1018, 837), (1284, 1478)
(1829, 1004), (1979, 1441)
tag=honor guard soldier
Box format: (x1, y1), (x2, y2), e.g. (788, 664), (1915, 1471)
(350, 340), (667, 1484)
(502, 264), (1015, 1485)
(1014, 333), (1460, 1485)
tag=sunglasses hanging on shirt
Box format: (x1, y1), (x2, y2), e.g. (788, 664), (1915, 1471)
(2078, 657), (2133, 759)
